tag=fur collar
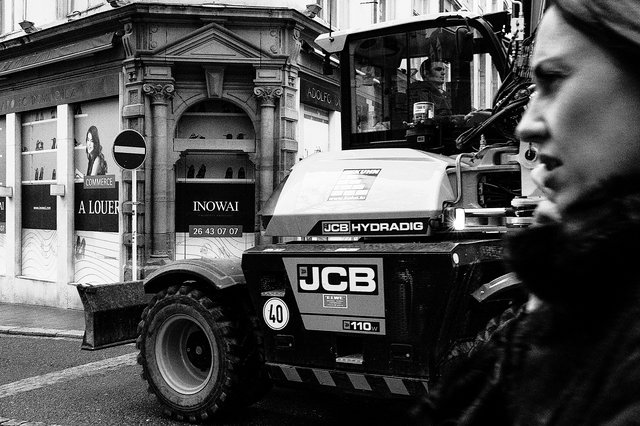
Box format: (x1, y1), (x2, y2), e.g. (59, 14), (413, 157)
(506, 174), (640, 313)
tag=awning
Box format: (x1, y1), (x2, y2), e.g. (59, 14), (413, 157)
(0, 32), (116, 77)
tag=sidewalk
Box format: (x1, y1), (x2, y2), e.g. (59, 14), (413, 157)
(0, 303), (85, 339)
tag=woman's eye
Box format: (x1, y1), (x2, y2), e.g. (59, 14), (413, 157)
(535, 70), (565, 94)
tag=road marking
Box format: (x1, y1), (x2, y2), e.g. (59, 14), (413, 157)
(0, 353), (137, 399)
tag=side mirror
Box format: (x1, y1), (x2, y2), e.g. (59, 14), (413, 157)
(456, 27), (474, 62)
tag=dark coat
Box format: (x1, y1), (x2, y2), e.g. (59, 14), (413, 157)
(409, 81), (452, 116)
(413, 176), (640, 425)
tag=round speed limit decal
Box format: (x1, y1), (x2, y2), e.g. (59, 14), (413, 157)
(263, 298), (289, 330)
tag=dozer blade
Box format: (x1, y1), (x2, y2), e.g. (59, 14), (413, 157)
(77, 281), (149, 350)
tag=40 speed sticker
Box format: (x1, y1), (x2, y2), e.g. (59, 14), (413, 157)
(263, 298), (290, 330)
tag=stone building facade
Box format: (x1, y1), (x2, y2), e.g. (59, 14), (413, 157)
(0, 3), (340, 308)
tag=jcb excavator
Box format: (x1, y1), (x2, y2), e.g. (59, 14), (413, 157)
(78, 2), (545, 422)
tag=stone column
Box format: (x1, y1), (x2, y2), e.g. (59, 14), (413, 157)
(143, 82), (175, 259)
(56, 104), (74, 290)
(253, 86), (283, 210)
(5, 113), (21, 278)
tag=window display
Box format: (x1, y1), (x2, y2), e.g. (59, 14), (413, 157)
(20, 108), (58, 280)
(0, 116), (6, 275)
(73, 98), (120, 284)
(175, 153), (255, 260)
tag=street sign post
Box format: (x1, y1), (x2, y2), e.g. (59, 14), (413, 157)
(113, 130), (147, 282)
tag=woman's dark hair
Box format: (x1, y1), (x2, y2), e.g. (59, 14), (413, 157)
(550, 0), (640, 74)
(86, 125), (101, 155)
(85, 125), (108, 175)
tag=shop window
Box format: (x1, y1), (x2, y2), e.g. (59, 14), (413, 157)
(175, 153), (255, 181)
(21, 108), (57, 187)
(174, 100), (257, 261)
(176, 101), (254, 141)
(174, 153), (256, 261)
(300, 105), (330, 160)
(0, 116), (6, 275)
(20, 107), (58, 280)
(72, 98), (121, 285)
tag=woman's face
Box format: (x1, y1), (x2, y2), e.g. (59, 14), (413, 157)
(516, 7), (640, 212)
(86, 131), (95, 154)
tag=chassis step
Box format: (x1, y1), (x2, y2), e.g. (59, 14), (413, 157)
(267, 363), (429, 397)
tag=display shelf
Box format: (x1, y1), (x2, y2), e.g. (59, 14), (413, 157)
(176, 178), (255, 183)
(22, 118), (57, 126)
(21, 179), (56, 185)
(173, 138), (256, 153)
(182, 112), (246, 117)
(22, 149), (57, 155)
(16, 275), (56, 283)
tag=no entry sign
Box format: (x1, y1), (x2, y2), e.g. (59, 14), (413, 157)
(113, 129), (147, 170)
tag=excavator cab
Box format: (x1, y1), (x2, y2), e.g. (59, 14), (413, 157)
(317, 12), (510, 154)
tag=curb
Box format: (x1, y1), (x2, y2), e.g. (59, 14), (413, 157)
(0, 417), (61, 425)
(0, 326), (83, 339)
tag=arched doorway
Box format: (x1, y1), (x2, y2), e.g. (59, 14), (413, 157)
(173, 99), (256, 260)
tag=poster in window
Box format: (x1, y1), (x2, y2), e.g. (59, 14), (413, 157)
(175, 182), (255, 232)
(74, 183), (119, 232)
(22, 185), (56, 230)
(73, 98), (121, 285)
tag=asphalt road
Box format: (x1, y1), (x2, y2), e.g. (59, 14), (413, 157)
(0, 334), (414, 425)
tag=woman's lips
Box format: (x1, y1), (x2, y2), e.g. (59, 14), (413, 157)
(531, 159), (561, 200)
(539, 153), (562, 171)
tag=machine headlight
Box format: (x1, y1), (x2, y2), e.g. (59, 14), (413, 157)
(453, 208), (466, 231)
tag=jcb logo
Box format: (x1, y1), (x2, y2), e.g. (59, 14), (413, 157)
(322, 221), (350, 234)
(297, 265), (378, 294)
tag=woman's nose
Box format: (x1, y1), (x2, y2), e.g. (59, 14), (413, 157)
(515, 97), (547, 144)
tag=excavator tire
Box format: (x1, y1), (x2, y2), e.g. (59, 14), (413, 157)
(136, 284), (268, 423)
